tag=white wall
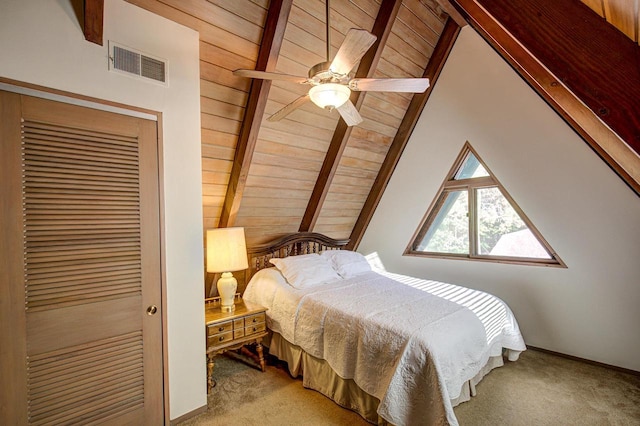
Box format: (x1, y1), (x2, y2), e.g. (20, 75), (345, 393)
(0, 0), (206, 419)
(359, 27), (640, 371)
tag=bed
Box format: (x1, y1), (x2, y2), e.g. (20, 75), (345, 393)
(242, 232), (526, 426)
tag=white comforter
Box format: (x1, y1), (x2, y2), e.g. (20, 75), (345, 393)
(244, 269), (526, 426)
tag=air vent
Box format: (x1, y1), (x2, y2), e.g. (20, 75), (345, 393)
(109, 42), (167, 85)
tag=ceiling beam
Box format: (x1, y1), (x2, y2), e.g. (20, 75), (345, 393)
(83, 0), (104, 45)
(348, 19), (461, 250)
(451, 0), (640, 195)
(436, 0), (468, 27)
(299, 0), (403, 232)
(219, 0), (293, 227)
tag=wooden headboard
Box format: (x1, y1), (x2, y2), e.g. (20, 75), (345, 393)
(245, 232), (349, 280)
(206, 232), (349, 297)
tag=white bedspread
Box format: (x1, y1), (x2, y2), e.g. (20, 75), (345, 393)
(244, 269), (526, 426)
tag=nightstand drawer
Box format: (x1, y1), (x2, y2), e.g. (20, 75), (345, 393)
(245, 312), (265, 326)
(208, 330), (233, 345)
(245, 322), (266, 336)
(234, 318), (244, 329)
(208, 320), (233, 336)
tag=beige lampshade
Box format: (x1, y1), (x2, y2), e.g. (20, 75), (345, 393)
(206, 227), (248, 273)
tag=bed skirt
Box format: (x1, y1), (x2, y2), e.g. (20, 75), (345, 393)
(266, 331), (509, 425)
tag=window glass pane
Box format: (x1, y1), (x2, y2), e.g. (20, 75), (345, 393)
(418, 190), (469, 254)
(477, 187), (551, 259)
(454, 152), (489, 180)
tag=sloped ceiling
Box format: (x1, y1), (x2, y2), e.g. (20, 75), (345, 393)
(128, 0), (459, 248)
(581, 0), (640, 43)
(126, 0), (639, 259)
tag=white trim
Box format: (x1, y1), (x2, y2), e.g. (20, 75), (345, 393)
(0, 82), (158, 121)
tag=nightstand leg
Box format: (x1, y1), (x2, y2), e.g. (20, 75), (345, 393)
(207, 353), (216, 393)
(256, 340), (265, 372)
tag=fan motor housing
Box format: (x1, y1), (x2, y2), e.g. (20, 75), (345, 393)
(309, 61), (347, 84)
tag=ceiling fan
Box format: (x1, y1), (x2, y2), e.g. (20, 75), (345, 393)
(233, 1), (430, 127)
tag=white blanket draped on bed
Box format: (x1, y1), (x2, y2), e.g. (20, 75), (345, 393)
(244, 269), (526, 426)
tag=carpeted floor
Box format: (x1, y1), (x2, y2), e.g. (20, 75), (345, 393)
(179, 349), (640, 426)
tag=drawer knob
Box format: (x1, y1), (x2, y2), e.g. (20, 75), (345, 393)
(218, 326), (225, 332)
(253, 327), (257, 332)
(218, 336), (225, 342)
(252, 318), (257, 323)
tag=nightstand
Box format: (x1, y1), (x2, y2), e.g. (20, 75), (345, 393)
(205, 298), (268, 394)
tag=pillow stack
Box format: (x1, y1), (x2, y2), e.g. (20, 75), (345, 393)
(269, 254), (341, 289)
(269, 250), (372, 288)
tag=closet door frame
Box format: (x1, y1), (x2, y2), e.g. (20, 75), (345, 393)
(0, 89), (29, 424)
(0, 78), (169, 423)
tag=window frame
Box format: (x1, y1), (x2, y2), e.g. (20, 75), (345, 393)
(405, 143), (566, 267)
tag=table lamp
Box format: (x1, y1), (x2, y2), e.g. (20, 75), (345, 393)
(206, 227), (248, 312)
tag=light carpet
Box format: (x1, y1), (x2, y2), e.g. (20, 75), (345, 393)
(179, 349), (640, 425)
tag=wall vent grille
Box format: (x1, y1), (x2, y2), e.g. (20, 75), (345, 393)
(110, 42), (167, 85)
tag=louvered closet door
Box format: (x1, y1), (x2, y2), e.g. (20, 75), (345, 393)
(0, 91), (163, 425)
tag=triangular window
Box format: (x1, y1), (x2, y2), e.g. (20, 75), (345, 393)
(406, 143), (564, 266)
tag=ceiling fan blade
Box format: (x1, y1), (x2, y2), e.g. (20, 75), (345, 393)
(234, 69), (309, 84)
(329, 29), (377, 76)
(336, 100), (363, 127)
(349, 78), (430, 93)
(267, 94), (310, 122)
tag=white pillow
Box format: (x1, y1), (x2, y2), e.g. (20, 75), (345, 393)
(269, 253), (341, 289)
(321, 250), (371, 279)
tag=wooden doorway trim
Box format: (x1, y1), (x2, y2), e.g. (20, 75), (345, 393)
(0, 90), (28, 423)
(0, 77), (159, 121)
(0, 78), (170, 423)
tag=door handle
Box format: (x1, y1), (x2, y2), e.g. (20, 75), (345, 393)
(147, 305), (158, 315)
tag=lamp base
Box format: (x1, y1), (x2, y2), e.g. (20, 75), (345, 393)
(217, 272), (237, 313)
(220, 304), (235, 313)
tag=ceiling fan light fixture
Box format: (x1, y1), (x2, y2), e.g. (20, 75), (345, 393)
(309, 83), (350, 110)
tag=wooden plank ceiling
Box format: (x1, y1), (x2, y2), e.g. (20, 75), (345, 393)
(125, 0), (639, 259)
(581, 0), (640, 44)
(127, 0), (453, 248)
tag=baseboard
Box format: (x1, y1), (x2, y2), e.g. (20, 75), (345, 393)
(527, 345), (640, 377)
(169, 404), (208, 425)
